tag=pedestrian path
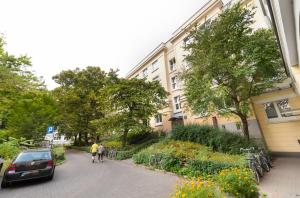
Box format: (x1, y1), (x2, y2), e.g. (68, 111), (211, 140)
(260, 157), (300, 198)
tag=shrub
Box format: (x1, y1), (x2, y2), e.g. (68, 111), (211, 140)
(160, 154), (181, 172)
(171, 125), (258, 154)
(1, 160), (11, 176)
(216, 167), (259, 198)
(133, 140), (245, 177)
(185, 160), (237, 176)
(127, 131), (152, 145)
(103, 141), (123, 150)
(171, 178), (225, 198)
(52, 146), (66, 163)
(114, 138), (159, 160)
(0, 140), (20, 159)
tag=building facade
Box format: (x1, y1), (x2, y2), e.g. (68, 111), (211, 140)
(126, 0), (300, 154)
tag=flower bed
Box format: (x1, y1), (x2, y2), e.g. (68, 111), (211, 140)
(132, 140), (245, 177)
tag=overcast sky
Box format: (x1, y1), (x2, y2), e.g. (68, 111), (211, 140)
(1, 0), (207, 89)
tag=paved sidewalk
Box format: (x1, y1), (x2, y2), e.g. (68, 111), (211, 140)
(260, 157), (300, 198)
(0, 149), (179, 198)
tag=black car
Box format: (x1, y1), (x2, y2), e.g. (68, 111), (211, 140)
(1, 149), (55, 188)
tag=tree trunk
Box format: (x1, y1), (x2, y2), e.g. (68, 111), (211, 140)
(84, 132), (88, 145)
(240, 115), (250, 141)
(122, 130), (128, 148)
(74, 135), (77, 145)
(78, 132), (82, 146)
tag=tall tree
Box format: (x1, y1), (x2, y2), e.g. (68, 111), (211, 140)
(6, 91), (58, 139)
(98, 78), (167, 147)
(53, 67), (116, 145)
(183, 3), (285, 140)
(0, 34), (45, 133)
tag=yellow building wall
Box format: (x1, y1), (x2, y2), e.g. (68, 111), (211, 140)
(252, 88), (300, 152)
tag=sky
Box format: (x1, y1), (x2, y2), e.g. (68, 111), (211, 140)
(0, 0), (208, 89)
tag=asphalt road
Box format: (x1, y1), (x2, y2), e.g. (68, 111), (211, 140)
(0, 150), (179, 198)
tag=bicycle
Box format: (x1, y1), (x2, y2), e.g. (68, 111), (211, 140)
(256, 150), (272, 172)
(240, 147), (263, 183)
(108, 149), (117, 159)
(149, 153), (164, 169)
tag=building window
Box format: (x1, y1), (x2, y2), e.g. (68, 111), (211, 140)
(155, 113), (163, 124)
(142, 68), (148, 78)
(153, 75), (160, 82)
(264, 99), (295, 119)
(173, 96), (181, 111)
(182, 59), (191, 69)
(169, 58), (176, 71)
(171, 76), (178, 90)
(183, 36), (192, 47)
(200, 18), (211, 29)
(152, 60), (159, 72)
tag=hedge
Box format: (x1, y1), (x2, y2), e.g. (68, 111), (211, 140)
(171, 124), (258, 154)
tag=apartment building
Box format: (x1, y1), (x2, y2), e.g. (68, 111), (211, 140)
(126, 0), (300, 154)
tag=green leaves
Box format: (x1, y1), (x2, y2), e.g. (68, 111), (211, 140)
(98, 78), (167, 146)
(183, 3), (285, 139)
(0, 35), (48, 138)
(53, 67), (116, 145)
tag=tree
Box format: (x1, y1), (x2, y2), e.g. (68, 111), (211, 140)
(6, 91), (58, 139)
(183, 3), (285, 140)
(0, 34), (45, 136)
(53, 67), (117, 145)
(98, 78), (167, 147)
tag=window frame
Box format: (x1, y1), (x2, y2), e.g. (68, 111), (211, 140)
(151, 60), (159, 72)
(169, 58), (176, 71)
(173, 96), (181, 112)
(264, 98), (300, 123)
(142, 68), (148, 78)
(154, 113), (163, 125)
(171, 76), (178, 90)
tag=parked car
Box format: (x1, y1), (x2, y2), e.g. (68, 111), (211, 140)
(1, 149), (55, 188)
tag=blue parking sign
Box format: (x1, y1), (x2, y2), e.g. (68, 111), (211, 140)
(47, 126), (54, 134)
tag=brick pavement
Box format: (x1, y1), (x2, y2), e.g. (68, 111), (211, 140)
(0, 150), (179, 198)
(260, 157), (300, 198)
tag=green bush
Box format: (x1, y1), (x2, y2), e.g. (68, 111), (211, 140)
(52, 146), (66, 163)
(0, 140), (20, 159)
(127, 131), (152, 145)
(216, 167), (259, 198)
(113, 138), (159, 160)
(185, 160), (237, 176)
(171, 125), (258, 154)
(133, 140), (245, 177)
(104, 141), (123, 150)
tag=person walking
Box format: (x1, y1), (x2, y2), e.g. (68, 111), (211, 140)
(98, 144), (105, 163)
(90, 141), (99, 163)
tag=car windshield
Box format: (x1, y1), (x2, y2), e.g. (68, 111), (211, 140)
(15, 151), (51, 162)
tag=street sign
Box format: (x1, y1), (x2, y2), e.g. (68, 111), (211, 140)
(47, 126), (54, 134)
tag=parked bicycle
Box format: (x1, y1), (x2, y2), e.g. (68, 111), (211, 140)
(107, 149), (117, 159)
(149, 153), (164, 169)
(240, 147), (263, 183)
(256, 150), (272, 172)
